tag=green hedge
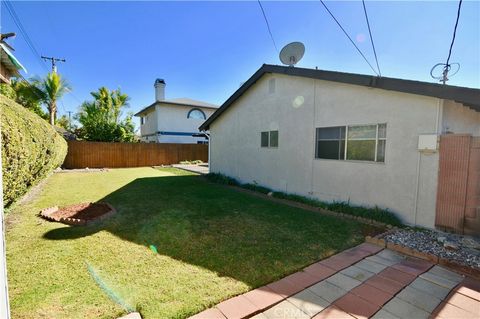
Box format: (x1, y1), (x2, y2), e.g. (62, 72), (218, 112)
(1, 95), (67, 207)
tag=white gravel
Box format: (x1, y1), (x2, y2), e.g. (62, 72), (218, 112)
(381, 228), (480, 269)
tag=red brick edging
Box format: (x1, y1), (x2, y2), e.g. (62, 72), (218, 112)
(39, 202), (116, 226)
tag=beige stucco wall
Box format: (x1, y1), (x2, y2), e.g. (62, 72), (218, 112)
(139, 104), (216, 143)
(442, 100), (480, 135)
(209, 73), (457, 228)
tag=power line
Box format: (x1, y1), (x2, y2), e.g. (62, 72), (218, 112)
(445, 0), (462, 67)
(3, 1), (49, 72)
(257, 0), (279, 53)
(318, 0), (379, 76)
(362, 0), (381, 76)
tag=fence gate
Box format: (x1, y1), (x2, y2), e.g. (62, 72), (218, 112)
(435, 134), (480, 235)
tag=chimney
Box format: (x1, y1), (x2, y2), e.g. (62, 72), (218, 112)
(154, 78), (166, 101)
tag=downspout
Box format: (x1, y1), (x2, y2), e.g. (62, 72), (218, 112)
(412, 99), (443, 226)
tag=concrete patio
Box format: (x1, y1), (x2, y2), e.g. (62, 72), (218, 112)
(190, 243), (480, 319)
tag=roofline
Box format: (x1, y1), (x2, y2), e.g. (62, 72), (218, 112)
(199, 64), (480, 131)
(134, 100), (218, 116)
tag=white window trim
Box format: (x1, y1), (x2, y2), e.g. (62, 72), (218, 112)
(315, 123), (387, 164)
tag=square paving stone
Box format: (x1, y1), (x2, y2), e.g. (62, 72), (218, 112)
(287, 289), (330, 317)
(243, 286), (284, 311)
(350, 283), (393, 307)
(267, 277), (304, 298)
(365, 255), (397, 267)
(250, 313), (268, 319)
(355, 259), (388, 274)
(420, 271), (461, 290)
(189, 308), (226, 319)
(455, 278), (480, 301)
(326, 273), (363, 291)
(356, 243), (383, 255)
(376, 249), (405, 263)
(445, 292), (480, 315)
(308, 281), (348, 303)
(429, 265), (464, 282)
(392, 258), (432, 276)
(216, 295), (258, 319)
(262, 300), (309, 319)
(340, 265), (375, 282)
(431, 301), (479, 319)
(320, 255), (358, 271)
(312, 306), (356, 319)
(382, 297), (430, 319)
(284, 271), (322, 289)
(410, 277), (451, 300)
(378, 267), (416, 285)
(334, 292), (380, 319)
(370, 309), (400, 319)
(364, 275), (405, 295)
(396, 286), (442, 312)
(303, 263), (337, 281)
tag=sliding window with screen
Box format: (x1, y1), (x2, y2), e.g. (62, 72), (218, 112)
(261, 131), (279, 148)
(315, 124), (386, 162)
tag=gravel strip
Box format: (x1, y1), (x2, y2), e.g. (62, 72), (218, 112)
(381, 228), (480, 269)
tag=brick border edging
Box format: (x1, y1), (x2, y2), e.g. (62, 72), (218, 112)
(39, 202), (116, 226)
(203, 178), (392, 230)
(365, 233), (480, 279)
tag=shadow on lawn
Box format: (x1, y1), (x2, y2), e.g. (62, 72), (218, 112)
(42, 174), (378, 286)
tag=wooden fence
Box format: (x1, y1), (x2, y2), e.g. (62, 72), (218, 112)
(63, 141), (208, 169)
(435, 134), (480, 235)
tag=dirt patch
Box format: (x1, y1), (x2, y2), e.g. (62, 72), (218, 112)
(39, 202), (116, 226)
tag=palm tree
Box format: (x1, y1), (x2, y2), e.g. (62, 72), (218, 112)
(31, 72), (71, 125)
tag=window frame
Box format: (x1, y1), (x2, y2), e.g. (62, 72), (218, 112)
(187, 108), (206, 120)
(260, 130), (279, 148)
(315, 123), (386, 163)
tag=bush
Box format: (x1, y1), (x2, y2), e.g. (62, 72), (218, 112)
(205, 172), (403, 226)
(1, 95), (67, 207)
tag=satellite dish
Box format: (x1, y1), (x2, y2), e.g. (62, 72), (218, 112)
(279, 42), (305, 67)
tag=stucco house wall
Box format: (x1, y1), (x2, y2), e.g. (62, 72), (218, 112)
(139, 104), (215, 143)
(209, 73), (479, 228)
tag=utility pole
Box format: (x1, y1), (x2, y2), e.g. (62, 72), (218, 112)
(40, 56), (65, 73)
(67, 111), (73, 131)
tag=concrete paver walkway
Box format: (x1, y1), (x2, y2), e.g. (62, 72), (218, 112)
(172, 164), (209, 175)
(190, 243), (480, 319)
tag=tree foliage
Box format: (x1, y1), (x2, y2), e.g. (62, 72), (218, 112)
(76, 87), (136, 142)
(31, 72), (71, 125)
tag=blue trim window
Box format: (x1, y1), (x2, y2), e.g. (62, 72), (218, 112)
(187, 108), (206, 120)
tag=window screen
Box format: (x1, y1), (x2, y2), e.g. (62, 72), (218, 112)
(269, 131), (278, 147)
(261, 132), (269, 147)
(315, 126), (346, 160)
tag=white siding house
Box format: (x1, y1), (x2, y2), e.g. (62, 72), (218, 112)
(200, 65), (480, 229)
(135, 79), (217, 143)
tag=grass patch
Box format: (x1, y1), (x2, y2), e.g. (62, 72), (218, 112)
(7, 168), (379, 319)
(205, 173), (403, 227)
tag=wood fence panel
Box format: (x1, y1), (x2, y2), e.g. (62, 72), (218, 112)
(63, 141), (208, 169)
(436, 135), (480, 235)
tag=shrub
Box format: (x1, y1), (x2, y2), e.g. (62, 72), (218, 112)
(205, 172), (403, 226)
(1, 95), (67, 207)
(205, 173), (239, 186)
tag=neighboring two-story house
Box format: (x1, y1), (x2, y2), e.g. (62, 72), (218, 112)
(135, 79), (217, 143)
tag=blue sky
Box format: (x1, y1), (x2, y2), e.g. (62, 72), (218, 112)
(1, 1), (479, 125)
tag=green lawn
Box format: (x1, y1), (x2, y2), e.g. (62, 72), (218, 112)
(6, 167), (380, 319)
